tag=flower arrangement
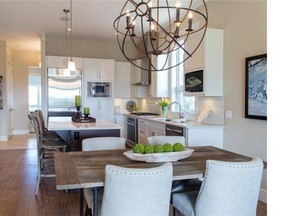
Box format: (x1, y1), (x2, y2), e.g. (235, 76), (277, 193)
(156, 98), (170, 108)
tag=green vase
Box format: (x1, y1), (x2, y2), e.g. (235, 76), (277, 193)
(161, 106), (168, 118)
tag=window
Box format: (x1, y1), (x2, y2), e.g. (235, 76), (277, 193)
(28, 68), (42, 111)
(169, 45), (196, 113)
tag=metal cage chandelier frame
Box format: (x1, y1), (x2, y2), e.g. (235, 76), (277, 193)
(113, 0), (208, 71)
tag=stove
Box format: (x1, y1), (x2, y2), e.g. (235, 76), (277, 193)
(130, 112), (159, 116)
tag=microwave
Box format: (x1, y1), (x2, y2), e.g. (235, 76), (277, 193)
(184, 69), (204, 95)
(87, 82), (111, 97)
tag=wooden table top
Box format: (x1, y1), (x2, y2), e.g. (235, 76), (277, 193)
(54, 146), (253, 190)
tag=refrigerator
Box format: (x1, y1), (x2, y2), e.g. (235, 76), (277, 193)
(47, 68), (82, 116)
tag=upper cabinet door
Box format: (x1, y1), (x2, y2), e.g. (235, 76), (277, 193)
(184, 28), (224, 96)
(184, 33), (205, 72)
(114, 62), (131, 98)
(83, 58), (114, 81)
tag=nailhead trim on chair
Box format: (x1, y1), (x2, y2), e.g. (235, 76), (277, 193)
(194, 159), (263, 207)
(108, 167), (170, 175)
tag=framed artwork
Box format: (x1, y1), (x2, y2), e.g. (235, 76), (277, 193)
(0, 75), (3, 110)
(245, 54), (267, 120)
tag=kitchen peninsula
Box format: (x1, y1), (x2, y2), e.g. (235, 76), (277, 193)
(124, 114), (224, 148)
(48, 117), (121, 151)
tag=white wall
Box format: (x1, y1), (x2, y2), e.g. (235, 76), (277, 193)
(206, 0), (267, 201)
(12, 51), (40, 133)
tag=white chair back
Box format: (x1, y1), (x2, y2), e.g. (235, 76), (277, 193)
(100, 163), (173, 216)
(82, 137), (126, 151)
(147, 136), (185, 146)
(195, 158), (263, 216)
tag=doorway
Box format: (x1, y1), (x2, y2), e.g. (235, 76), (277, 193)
(28, 67), (42, 132)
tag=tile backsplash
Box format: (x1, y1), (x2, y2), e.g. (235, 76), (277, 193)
(197, 96), (225, 125)
(114, 96), (225, 125)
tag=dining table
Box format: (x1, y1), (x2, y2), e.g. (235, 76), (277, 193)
(54, 146), (254, 216)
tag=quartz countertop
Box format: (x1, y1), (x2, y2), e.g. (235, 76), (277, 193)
(123, 113), (224, 128)
(48, 117), (122, 131)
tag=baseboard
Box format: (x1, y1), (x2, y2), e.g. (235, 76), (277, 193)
(259, 188), (267, 203)
(13, 130), (29, 135)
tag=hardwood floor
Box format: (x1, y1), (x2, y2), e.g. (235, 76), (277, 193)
(0, 135), (267, 216)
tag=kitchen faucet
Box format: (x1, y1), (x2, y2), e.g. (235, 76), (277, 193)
(168, 102), (183, 119)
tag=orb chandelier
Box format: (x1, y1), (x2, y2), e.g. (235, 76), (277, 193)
(113, 0), (208, 71)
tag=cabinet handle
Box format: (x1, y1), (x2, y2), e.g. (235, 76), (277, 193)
(166, 128), (183, 134)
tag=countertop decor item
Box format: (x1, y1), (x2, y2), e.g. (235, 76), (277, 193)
(123, 148), (194, 163)
(156, 98), (170, 118)
(126, 100), (137, 112)
(113, 0), (208, 72)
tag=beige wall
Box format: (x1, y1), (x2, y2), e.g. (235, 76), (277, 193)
(0, 41), (7, 139)
(207, 0), (267, 199)
(12, 51), (40, 132)
(46, 38), (136, 61)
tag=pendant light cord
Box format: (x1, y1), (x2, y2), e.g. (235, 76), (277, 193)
(70, 0), (73, 62)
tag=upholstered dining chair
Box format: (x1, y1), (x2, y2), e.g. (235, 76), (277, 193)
(172, 157), (264, 216)
(81, 137), (126, 215)
(147, 135), (186, 146)
(28, 113), (67, 195)
(100, 162), (173, 216)
(147, 135), (202, 194)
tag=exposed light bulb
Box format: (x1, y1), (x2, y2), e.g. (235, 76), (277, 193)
(68, 60), (76, 71)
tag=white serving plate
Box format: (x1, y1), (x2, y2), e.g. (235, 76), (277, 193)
(123, 148), (194, 163)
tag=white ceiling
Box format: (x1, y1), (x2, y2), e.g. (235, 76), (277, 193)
(0, 0), (206, 52)
(0, 0), (127, 51)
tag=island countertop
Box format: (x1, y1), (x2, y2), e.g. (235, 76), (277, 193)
(48, 117), (122, 131)
(123, 113), (224, 128)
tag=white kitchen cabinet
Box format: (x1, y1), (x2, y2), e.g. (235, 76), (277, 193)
(148, 121), (166, 137)
(138, 119), (148, 144)
(114, 62), (131, 98)
(130, 60), (149, 98)
(186, 127), (223, 148)
(184, 28), (223, 96)
(83, 58), (114, 81)
(46, 55), (83, 69)
(83, 98), (114, 122)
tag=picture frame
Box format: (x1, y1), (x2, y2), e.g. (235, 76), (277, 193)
(245, 54), (267, 120)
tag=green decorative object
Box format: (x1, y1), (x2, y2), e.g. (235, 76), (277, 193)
(133, 143), (145, 154)
(154, 144), (164, 153)
(173, 143), (185, 152)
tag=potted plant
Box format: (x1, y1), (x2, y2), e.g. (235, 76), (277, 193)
(156, 98), (170, 118)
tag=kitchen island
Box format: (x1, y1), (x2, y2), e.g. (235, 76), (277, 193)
(48, 117), (121, 151)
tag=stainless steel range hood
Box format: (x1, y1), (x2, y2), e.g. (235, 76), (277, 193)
(132, 58), (151, 87)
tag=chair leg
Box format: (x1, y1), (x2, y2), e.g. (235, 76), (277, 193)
(84, 204), (92, 216)
(35, 154), (42, 195)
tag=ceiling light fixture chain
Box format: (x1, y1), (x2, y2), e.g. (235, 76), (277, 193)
(113, 0), (208, 71)
(67, 0), (76, 71)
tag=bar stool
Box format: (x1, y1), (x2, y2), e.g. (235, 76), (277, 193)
(28, 113), (67, 195)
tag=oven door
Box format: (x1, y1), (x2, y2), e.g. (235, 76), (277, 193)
(126, 117), (138, 147)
